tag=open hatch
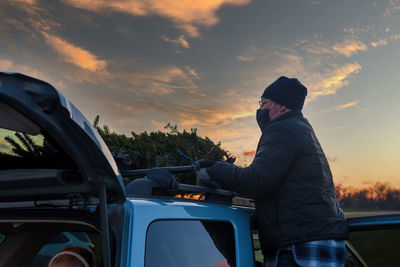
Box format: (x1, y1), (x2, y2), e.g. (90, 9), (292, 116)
(0, 72), (126, 267)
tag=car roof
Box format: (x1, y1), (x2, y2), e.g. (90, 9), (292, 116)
(127, 196), (255, 221)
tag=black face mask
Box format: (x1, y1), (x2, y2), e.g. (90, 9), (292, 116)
(256, 109), (270, 130)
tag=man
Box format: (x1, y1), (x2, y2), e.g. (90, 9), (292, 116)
(198, 76), (348, 267)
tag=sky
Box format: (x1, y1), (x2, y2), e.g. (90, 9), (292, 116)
(1, 0), (400, 188)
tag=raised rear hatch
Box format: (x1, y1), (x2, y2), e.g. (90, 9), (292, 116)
(0, 72), (125, 206)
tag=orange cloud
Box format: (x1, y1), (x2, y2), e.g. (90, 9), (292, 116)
(184, 66), (199, 79)
(13, 0), (36, 4)
(322, 63), (361, 90)
(161, 34), (190, 49)
(333, 100), (359, 111)
(0, 58), (66, 90)
(42, 32), (107, 72)
(62, 0), (251, 37)
(307, 62), (361, 100)
(322, 100), (360, 113)
(299, 35), (368, 57)
(128, 65), (199, 96)
(242, 150), (256, 157)
(0, 59), (14, 70)
(332, 39), (367, 57)
(371, 38), (388, 47)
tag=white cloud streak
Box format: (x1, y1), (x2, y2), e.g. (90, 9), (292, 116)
(323, 100), (360, 112)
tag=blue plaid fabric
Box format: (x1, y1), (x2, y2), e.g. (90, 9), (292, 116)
(264, 240), (346, 267)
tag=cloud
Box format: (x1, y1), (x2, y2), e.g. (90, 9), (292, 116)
(237, 46), (267, 62)
(334, 100), (359, 111)
(90, 64), (257, 127)
(323, 100), (360, 112)
(42, 32), (107, 72)
(126, 65), (200, 96)
(332, 39), (368, 57)
(299, 35), (368, 57)
(371, 38), (388, 47)
(236, 41), (363, 104)
(0, 59), (14, 70)
(184, 66), (200, 79)
(161, 34), (190, 50)
(385, 0), (400, 15)
(11, 0), (36, 4)
(62, 0), (251, 37)
(0, 58), (66, 90)
(301, 39), (335, 56)
(0, 1), (61, 41)
(307, 62), (361, 100)
(242, 150), (256, 157)
(391, 34), (400, 40)
(321, 63), (361, 91)
(273, 52), (304, 74)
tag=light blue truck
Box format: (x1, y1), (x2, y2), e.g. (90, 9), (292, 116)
(0, 72), (397, 266)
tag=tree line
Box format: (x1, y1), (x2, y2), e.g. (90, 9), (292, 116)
(335, 182), (400, 211)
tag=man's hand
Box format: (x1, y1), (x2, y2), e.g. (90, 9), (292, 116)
(225, 156), (236, 164)
(195, 159), (215, 168)
(197, 168), (214, 186)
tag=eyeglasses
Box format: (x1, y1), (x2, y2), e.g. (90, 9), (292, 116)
(259, 100), (270, 107)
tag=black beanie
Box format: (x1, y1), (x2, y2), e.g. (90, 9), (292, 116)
(261, 76), (307, 110)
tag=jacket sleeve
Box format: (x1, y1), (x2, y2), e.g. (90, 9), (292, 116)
(207, 124), (301, 198)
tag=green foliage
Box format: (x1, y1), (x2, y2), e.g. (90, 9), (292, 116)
(93, 116), (232, 172)
(4, 132), (52, 158)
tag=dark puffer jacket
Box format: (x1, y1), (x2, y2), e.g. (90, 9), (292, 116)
(207, 111), (348, 253)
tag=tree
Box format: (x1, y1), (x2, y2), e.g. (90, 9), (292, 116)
(93, 116), (234, 184)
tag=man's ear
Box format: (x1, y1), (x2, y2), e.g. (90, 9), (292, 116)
(279, 105), (287, 112)
(280, 105), (292, 112)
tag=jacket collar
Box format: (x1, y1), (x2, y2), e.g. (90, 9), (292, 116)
(270, 110), (303, 124)
(258, 110), (303, 133)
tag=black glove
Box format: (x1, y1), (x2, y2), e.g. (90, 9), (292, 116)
(225, 156), (236, 164)
(195, 159), (215, 168)
(197, 168), (214, 187)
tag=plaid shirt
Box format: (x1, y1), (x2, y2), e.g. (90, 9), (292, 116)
(264, 240), (346, 267)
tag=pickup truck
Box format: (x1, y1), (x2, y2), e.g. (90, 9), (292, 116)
(0, 72), (399, 267)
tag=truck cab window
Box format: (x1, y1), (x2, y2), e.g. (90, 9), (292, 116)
(145, 220), (236, 267)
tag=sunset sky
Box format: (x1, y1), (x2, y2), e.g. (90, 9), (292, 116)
(1, 0), (400, 187)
